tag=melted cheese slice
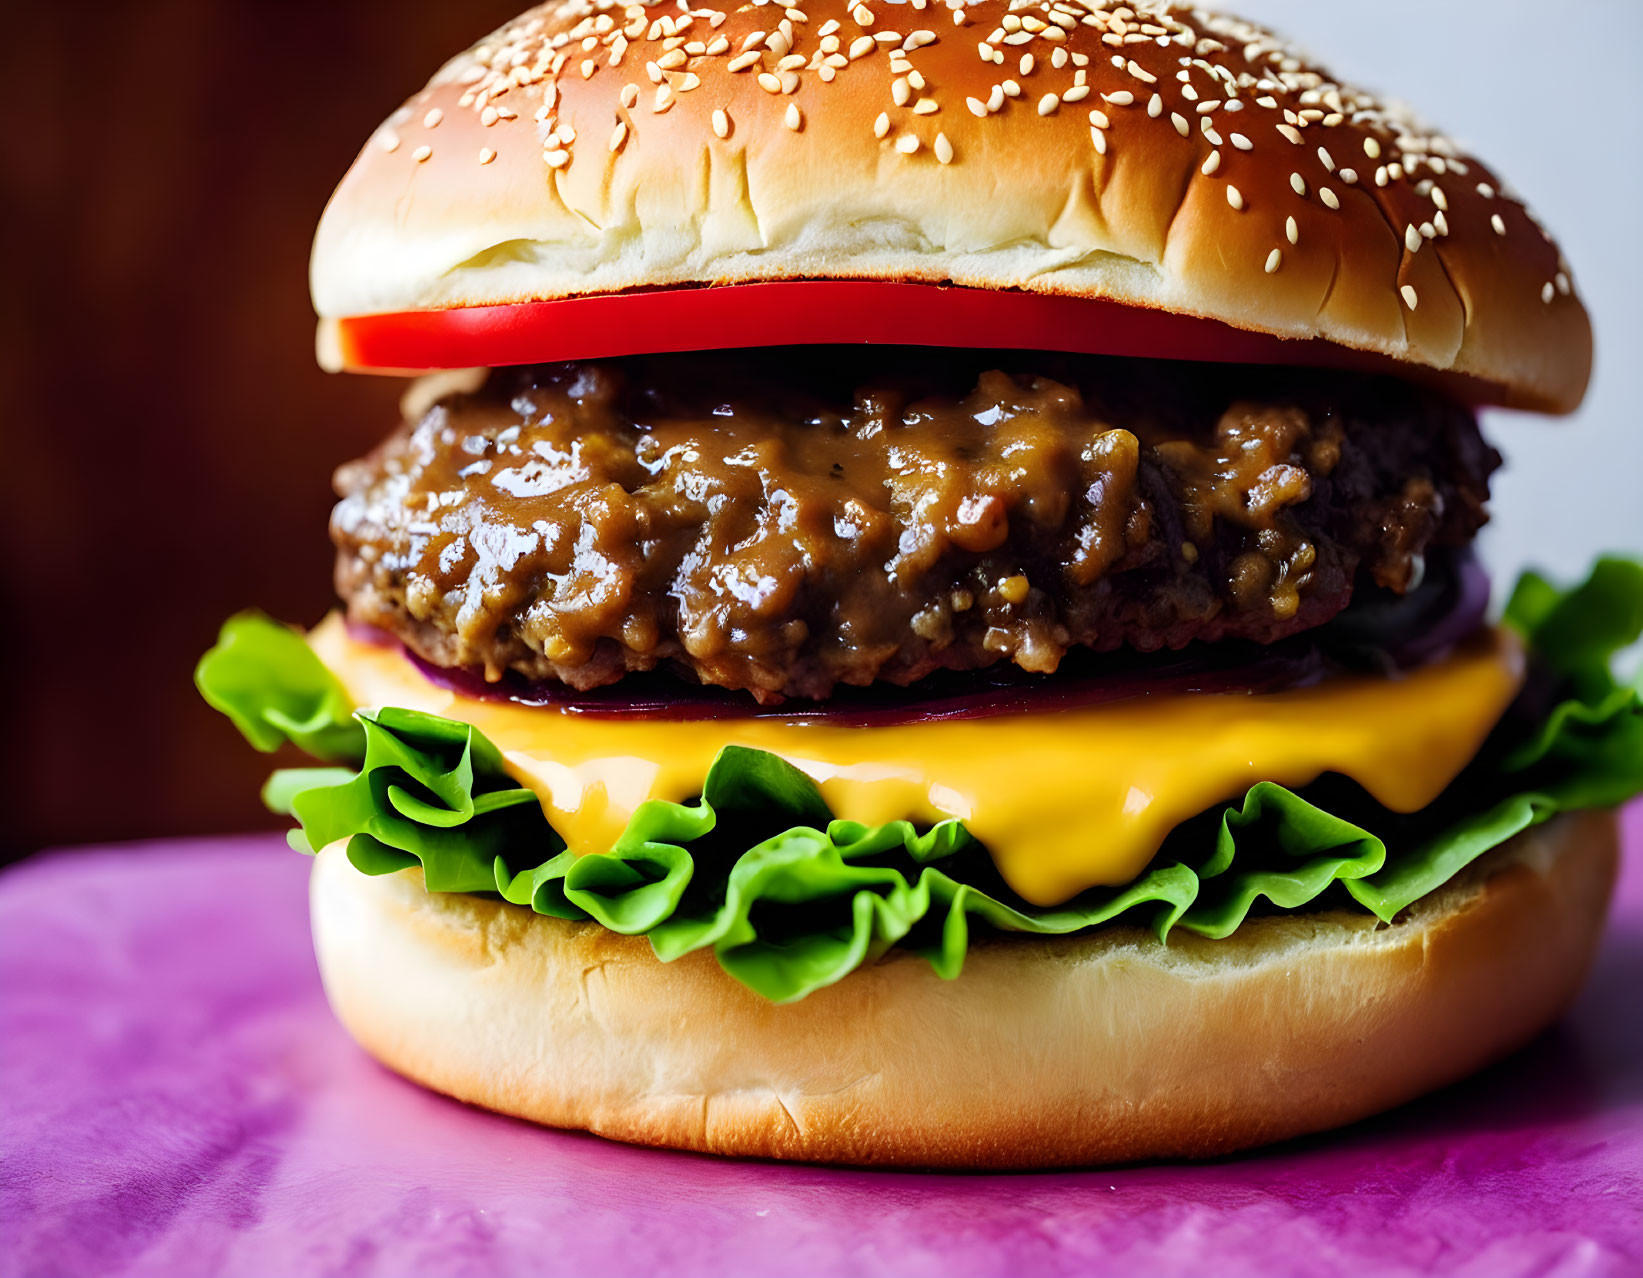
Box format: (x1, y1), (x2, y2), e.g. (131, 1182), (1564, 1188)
(309, 615), (1524, 907)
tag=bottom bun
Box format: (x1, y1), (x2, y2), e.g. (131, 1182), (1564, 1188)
(310, 809), (1617, 1169)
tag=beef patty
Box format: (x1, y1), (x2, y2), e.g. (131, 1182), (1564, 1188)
(332, 349), (1497, 702)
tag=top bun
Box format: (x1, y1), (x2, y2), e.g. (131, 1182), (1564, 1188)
(311, 0), (1592, 413)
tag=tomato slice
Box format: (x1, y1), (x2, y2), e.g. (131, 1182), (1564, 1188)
(327, 280), (1496, 400)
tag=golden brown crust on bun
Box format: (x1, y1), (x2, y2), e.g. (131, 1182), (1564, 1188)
(309, 808), (1617, 1169)
(310, 0), (1591, 413)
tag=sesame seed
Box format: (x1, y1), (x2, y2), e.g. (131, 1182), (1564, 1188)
(609, 121), (627, 151)
(1556, 271), (1571, 295)
(1406, 225), (1422, 252)
(849, 35), (874, 58)
(873, 111), (890, 138)
(914, 98), (938, 115)
(852, 4), (873, 26)
(478, 147), (496, 164)
(1089, 109), (1109, 129)
(1201, 150), (1221, 175)
(1290, 172), (1306, 196)
(1431, 186), (1449, 211)
(1477, 182), (1496, 199)
(896, 133), (920, 154)
(785, 102), (802, 130)
(1542, 282), (1556, 304)
(1434, 210), (1449, 236)
(758, 71), (781, 92)
(1364, 137), (1382, 159)
(966, 96), (986, 117)
(543, 148), (568, 168)
(1147, 93), (1162, 118)
(413, 144), (433, 162)
(1172, 113), (1189, 136)
(1102, 90), (1134, 106)
(1063, 85), (1090, 102)
(1227, 184), (1244, 210)
(1127, 59), (1156, 83)
(1319, 187), (1339, 209)
(1230, 132), (1250, 150)
(1265, 248), (1282, 274)
(935, 132), (954, 164)
(379, 132), (401, 153)
(1003, 79), (1021, 97)
(727, 50), (760, 71)
(892, 77), (911, 106)
(1038, 93), (1060, 116)
(481, 106), (499, 127)
(423, 108), (444, 128)
(1339, 168), (1357, 184)
(1491, 213), (1507, 235)
(712, 108), (729, 138)
(1285, 215), (1298, 245)
(1020, 53), (1034, 75)
(1401, 284), (1418, 310)
(621, 83), (640, 108)
(1090, 126), (1107, 154)
(1277, 124), (1302, 145)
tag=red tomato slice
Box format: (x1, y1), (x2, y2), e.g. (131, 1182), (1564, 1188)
(327, 281), (1496, 400)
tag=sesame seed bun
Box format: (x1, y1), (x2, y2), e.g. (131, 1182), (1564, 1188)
(311, 0), (1591, 412)
(309, 808), (1617, 1169)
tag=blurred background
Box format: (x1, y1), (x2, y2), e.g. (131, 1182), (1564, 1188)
(3, 0), (1639, 864)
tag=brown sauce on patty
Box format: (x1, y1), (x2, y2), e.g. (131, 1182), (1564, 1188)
(332, 349), (1496, 702)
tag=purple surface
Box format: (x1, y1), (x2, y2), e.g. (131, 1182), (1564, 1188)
(3, 808), (1640, 1278)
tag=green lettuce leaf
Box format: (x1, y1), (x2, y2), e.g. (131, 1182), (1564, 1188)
(197, 556), (1643, 1002)
(194, 612), (363, 762)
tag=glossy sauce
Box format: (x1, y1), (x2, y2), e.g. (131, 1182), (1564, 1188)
(332, 353), (1495, 702)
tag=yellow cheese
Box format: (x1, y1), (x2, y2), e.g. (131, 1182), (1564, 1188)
(309, 615), (1524, 907)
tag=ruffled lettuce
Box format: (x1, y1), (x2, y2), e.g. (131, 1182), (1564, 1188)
(196, 558), (1643, 1002)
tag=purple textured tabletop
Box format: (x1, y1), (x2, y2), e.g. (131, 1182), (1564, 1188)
(3, 807), (1641, 1278)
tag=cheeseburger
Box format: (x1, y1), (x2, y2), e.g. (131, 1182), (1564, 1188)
(199, 0), (1643, 1168)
